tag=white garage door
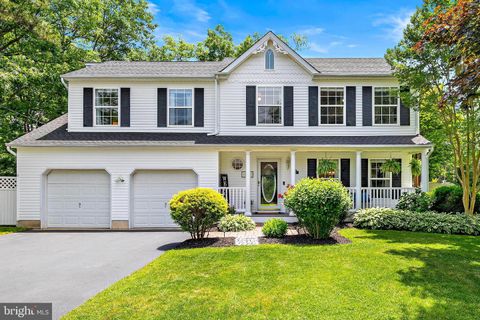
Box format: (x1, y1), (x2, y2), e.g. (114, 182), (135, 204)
(133, 170), (197, 228)
(47, 170), (110, 228)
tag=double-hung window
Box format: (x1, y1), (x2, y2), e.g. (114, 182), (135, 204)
(320, 87), (344, 124)
(374, 87), (398, 125)
(95, 89), (119, 126)
(169, 89), (193, 126)
(370, 160), (391, 187)
(257, 86), (282, 125)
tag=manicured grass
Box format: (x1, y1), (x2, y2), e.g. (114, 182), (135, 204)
(63, 229), (480, 320)
(0, 226), (27, 235)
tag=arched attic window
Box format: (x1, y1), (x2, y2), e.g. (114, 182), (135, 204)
(265, 49), (274, 70)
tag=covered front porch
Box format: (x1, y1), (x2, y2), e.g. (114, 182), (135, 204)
(215, 147), (431, 221)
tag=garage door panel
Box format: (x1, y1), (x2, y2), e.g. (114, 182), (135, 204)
(133, 170), (197, 228)
(47, 170), (110, 228)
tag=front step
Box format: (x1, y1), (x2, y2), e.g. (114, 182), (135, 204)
(250, 213), (298, 224)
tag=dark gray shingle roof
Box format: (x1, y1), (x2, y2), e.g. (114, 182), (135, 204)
(62, 58), (393, 78)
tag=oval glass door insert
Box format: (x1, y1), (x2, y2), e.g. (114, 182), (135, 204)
(261, 163), (277, 205)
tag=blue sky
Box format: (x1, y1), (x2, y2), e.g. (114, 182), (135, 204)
(147, 0), (422, 58)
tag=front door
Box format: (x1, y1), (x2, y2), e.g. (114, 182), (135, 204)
(258, 161), (279, 211)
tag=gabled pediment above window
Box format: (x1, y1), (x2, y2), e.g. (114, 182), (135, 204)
(219, 31), (319, 76)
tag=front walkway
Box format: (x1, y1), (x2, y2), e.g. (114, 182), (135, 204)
(0, 231), (188, 319)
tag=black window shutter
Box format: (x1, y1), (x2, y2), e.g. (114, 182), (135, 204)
(194, 88), (204, 127)
(308, 86), (318, 126)
(362, 86), (372, 126)
(346, 86), (356, 126)
(120, 88), (130, 127)
(83, 88), (93, 127)
(157, 88), (167, 127)
(400, 87), (410, 126)
(246, 86), (256, 126)
(283, 86), (294, 126)
(340, 159), (351, 187)
(392, 159), (402, 187)
(307, 159), (317, 178)
(361, 159), (369, 187)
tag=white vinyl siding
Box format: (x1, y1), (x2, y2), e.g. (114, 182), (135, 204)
(16, 147), (219, 225)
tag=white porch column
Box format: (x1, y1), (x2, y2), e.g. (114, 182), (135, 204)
(245, 151), (252, 216)
(421, 149), (430, 192)
(290, 151), (296, 186)
(355, 151), (362, 210)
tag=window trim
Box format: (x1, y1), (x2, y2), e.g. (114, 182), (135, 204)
(368, 159), (393, 188)
(167, 87), (195, 127)
(265, 49), (275, 71)
(318, 86), (347, 126)
(372, 86), (400, 126)
(93, 87), (120, 127)
(256, 85), (283, 126)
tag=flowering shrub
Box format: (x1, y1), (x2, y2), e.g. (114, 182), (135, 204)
(354, 208), (480, 235)
(396, 188), (432, 212)
(218, 214), (256, 232)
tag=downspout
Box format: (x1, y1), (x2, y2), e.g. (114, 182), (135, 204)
(6, 145), (16, 157)
(60, 77), (68, 90)
(208, 75), (220, 136)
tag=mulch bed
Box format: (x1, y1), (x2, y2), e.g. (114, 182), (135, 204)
(174, 237), (235, 249)
(258, 230), (351, 245)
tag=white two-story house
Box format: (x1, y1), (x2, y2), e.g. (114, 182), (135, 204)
(8, 32), (432, 229)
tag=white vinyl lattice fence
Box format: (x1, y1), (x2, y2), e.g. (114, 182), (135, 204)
(0, 177), (17, 225)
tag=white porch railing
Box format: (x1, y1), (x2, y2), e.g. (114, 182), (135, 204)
(347, 187), (415, 210)
(0, 176), (17, 225)
(216, 187), (246, 212)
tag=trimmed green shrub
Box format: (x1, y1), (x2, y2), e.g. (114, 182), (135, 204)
(283, 178), (352, 239)
(430, 185), (480, 214)
(262, 218), (288, 238)
(170, 188), (228, 239)
(218, 214), (256, 232)
(354, 208), (480, 235)
(396, 188), (432, 212)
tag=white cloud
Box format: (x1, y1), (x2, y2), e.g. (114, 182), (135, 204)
(347, 44), (358, 48)
(298, 27), (324, 36)
(373, 10), (414, 41)
(173, 0), (210, 22)
(309, 42), (328, 54)
(147, 1), (160, 15)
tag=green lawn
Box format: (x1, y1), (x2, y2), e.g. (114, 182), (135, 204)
(0, 226), (26, 235)
(64, 229), (480, 320)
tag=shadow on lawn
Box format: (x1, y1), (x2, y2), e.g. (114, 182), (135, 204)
(358, 230), (480, 319)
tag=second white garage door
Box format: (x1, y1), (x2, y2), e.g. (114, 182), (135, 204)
(132, 170), (198, 228)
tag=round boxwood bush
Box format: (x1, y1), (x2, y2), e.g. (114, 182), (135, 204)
(169, 188), (228, 239)
(262, 218), (288, 238)
(396, 188), (432, 212)
(218, 214), (256, 232)
(283, 178), (352, 239)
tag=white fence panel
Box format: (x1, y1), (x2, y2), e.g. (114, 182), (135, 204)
(0, 177), (17, 225)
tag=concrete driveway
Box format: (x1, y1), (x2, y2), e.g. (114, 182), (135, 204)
(0, 231), (188, 319)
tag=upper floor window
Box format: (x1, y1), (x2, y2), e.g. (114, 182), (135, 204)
(370, 160), (392, 187)
(95, 88), (119, 126)
(320, 87), (344, 125)
(169, 89), (193, 126)
(374, 87), (398, 125)
(265, 49), (274, 70)
(257, 86), (282, 125)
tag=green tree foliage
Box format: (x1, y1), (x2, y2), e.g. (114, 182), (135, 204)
(196, 25), (236, 61)
(385, 0), (480, 214)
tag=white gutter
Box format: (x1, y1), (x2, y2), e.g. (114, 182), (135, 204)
(6, 145), (16, 157)
(208, 75), (220, 136)
(60, 77), (68, 90)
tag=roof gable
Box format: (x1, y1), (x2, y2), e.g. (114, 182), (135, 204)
(219, 31), (319, 76)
